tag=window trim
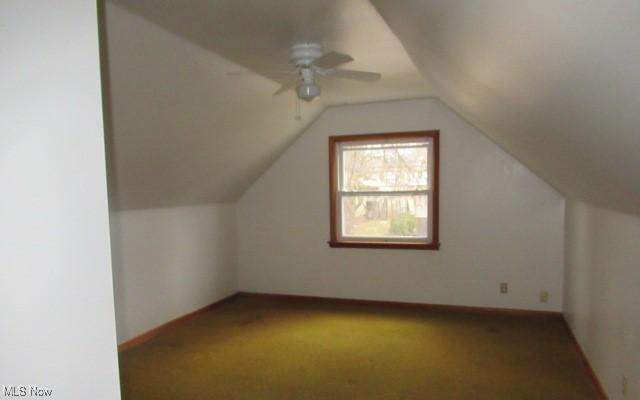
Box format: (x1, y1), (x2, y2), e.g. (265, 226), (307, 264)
(328, 130), (440, 250)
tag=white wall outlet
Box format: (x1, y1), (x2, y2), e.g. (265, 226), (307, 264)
(540, 290), (549, 303)
(622, 375), (628, 397)
(500, 282), (508, 294)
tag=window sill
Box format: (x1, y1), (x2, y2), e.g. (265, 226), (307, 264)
(327, 240), (440, 250)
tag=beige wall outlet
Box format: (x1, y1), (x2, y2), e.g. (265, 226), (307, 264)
(540, 291), (549, 303)
(500, 282), (508, 294)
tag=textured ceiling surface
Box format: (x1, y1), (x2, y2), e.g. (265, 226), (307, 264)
(104, 0), (430, 210)
(105, 0), (640, 214)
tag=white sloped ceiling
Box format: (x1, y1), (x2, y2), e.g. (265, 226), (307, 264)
(372, 0), (640, 214)
(105, 0), (640, 214)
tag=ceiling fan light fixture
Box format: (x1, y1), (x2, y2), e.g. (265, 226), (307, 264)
(296, 82), (320, 102)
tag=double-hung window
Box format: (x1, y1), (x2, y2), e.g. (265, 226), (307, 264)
(328, 131), (440, 250)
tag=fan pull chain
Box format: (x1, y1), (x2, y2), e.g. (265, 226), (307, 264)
(295, 95), (302, 121)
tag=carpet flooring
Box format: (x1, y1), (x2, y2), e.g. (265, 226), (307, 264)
(119, 294), (599, 399)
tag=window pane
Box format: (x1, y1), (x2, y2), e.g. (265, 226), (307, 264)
(341, 194), (428, 238)
(341, 141), (429, 192)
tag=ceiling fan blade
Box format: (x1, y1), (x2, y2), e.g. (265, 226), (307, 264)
(273, 81), (297, 95)
(313, 51), (354, 69)
(328, 69), (382, 82)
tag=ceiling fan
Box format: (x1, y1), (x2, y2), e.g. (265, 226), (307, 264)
(231, 42), (382, 102)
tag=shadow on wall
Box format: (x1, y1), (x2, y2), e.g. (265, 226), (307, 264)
(98, 0), (129, 340)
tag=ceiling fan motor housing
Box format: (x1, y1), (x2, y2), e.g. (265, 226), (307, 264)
(290, 42), (323, 67)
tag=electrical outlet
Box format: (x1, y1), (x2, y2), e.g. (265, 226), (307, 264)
(540, 291), (549, 303)
(622, 375), (628, 397)
(500, 282), (508, 294)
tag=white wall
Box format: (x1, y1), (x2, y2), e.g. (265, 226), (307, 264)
(0, 1), (121, 399)
(237, 98), (565, 311)
(110, 204), (237, 342)
(564, 200), (640, 400)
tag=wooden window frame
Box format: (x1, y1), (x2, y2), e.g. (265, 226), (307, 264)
(328, 130), (440, 250)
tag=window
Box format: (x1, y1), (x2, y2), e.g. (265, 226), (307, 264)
(328, 131), (439, 250)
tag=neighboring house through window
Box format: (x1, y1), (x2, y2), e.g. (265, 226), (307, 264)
(328, 131), (440, 250)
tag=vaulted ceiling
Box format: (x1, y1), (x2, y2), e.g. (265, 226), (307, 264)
(104, 0), (640, 214)
(103, 0), (430, 210)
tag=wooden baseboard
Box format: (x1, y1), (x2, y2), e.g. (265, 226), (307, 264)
(238, 291), (562, 318)
(561, 318), (609, 400)
(117, 291), (562, 351)
(117, 293), (238, 352)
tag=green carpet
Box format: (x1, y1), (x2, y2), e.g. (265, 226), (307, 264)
(119, 295), (598, 399)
